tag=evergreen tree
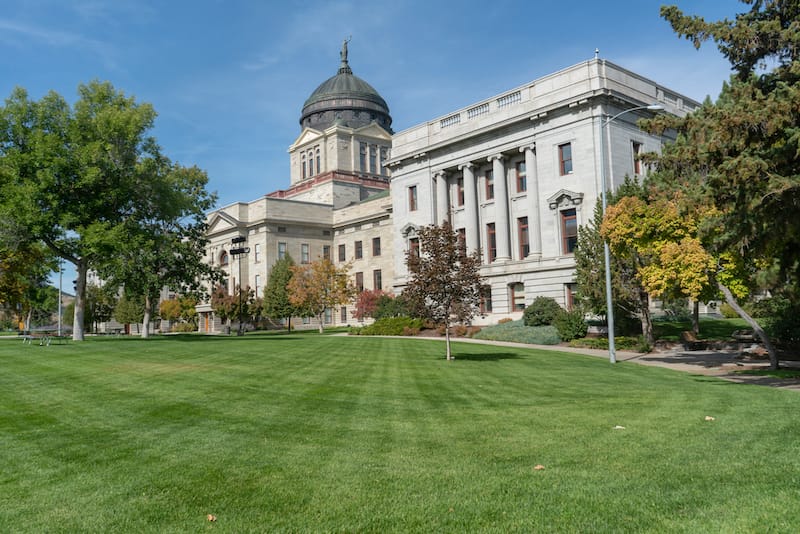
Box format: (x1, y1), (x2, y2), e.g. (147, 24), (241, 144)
(262, 254), (297, 331)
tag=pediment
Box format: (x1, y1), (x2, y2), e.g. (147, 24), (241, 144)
(289, 127), (325, 150)
(400, 223), (418, 237)
(351, 122), (392, 141)
(206, 211), (241, 235)
(547, 189), (584, 210)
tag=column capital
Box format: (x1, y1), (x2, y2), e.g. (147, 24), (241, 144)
(458, 161), (474, 172)
(519, 143), (536, 154)
(487, 153), (505, 163)
(433, 169), (448, 179)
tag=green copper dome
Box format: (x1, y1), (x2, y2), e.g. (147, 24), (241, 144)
(300, 40), (392, 132)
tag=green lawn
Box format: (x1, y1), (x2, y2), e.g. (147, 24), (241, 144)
(654, 317), (752, 341)
(2, 334), (799, 532)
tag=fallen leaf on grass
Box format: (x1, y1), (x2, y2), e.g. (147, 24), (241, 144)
(613, 425), (626, 430)
(704, 416), (715, 421)
(534, 464), (545, 470)
(207, 514), (217, 522)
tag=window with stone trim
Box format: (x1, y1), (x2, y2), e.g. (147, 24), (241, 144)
(323, 245), (331, 260)
(632, 141), (643, 175)
(561, 208), (578, 254)
(456, 177), (465, 206)
(316, 147), (321, 174)
(485, 169), (494, 200)
(559, 143), (573, 175)
(510, 282), (525, 311)
(408, 185), (418, 211)
(355, 240), (363, 259)
(338, 244), (346, 262)
(301, 243), (310, 264)
(373, 269), (382, 290)
(518, 216), (529, 259)
(516, 161), (527, 192)
(486, 223), (497, 263)
(278, 242), (287, 260)
(480, 284), (493, 313)
(372, 237), (381, 256)
(355, 272), (364, 292)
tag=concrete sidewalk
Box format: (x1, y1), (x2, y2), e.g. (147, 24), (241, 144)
(423, 335), (800, 391)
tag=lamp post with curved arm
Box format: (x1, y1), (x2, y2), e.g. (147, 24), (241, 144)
(600, 104), (663, 363)
(230, 236), (250, 336)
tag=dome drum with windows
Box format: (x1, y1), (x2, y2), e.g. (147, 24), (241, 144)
(300, 38), (392, 132)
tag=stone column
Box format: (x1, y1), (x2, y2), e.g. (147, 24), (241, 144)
(459, 162), (480, 254)
(434, 170), (449, 226)
(521, 144), (542, 259)
(489, 154), (510, 261)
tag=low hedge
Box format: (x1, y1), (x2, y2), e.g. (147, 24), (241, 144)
(472, 320), (561, 345)
(350, 317), (425, 336)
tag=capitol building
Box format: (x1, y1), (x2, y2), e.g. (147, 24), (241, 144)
(196, 43), (699, 332)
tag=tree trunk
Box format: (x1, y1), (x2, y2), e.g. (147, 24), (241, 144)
(692, 300), (700, 335)
(638, 291), (654, 344)
(25, 308), (32, 332)
(445, 322), (452, 361)
(72, 259), (87, 341)
(317, 313), (324, 334)
(142, 294), (151, 339)
(718, 282), (779, 370)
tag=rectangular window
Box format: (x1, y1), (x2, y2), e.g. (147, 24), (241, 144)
(457, 177), (465, 206)
(254, 243), (262, 263)
(254, 274), (262, 298)
(308, 150), (314, 175)
(324, 308), (332, 324)
(518, 216), (529, 259)
(566, 283), (578, 311)
(380, 147), (388, 175)
(278, 242), (287, 260)
(369, 145), (377, 173)
(302, 155), (307, 180)
(485, 170), (494, 200)
(510, 282), (525, 311)
(480, 285), (493, 314)
(486, 223), (497, 263)
(373, 269), (382, 290)
(561, 208), (578, 254)
(372, 237), (381, 256)
(355, 240), (363, 259)
(457, 228), (466, 255)
(408, 185), (418, 211)
(516, 161), (527, 193)
(316, 147), (321, 175)
(559, 143), (573, 175)
(323, 245), (331, 260)
(632, 141), (643, 175)
(338, 244), (346, 262)
(409, 237), (420, 258)
(355, 272), (364, 292)
(340, 307), (347, 323)
(360, 142), (367, 172)
(301, 243), (310, 264)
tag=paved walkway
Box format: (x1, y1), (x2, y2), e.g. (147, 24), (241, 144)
(428, 336), (800, 391)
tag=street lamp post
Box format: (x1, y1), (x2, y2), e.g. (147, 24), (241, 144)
(230, 236), (250, 336)
(600, 103), (663, 364)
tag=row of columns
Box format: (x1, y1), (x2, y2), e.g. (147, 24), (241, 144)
(434, 146), (543, 262)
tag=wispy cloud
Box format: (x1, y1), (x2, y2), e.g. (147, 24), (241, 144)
(0, 18), (120, 70)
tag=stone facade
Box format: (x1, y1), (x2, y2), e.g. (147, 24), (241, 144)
(198, 57), (700, 332)
(388, 59), (699, 322)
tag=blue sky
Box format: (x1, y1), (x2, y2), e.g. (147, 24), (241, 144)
(2, 0), (742, 286)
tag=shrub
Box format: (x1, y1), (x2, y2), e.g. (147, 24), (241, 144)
(171, 322), (197, 333)
(568, 336), (648, 352)
(473, 320), (560, 345)
(498, 317), (513, 324)
(719, 302), (739, 319)
(523, 297), (562, 326)
(358, 317), (424, 336)
(553, 310), (588, 341)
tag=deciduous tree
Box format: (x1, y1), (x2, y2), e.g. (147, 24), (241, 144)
(403, 222), (483, 360)
(262, 254), (297, 331)
(287, 258), (355, 333)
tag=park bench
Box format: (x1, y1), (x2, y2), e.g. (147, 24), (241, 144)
(20, 331), (47, 346)
(680, 330), (708, 351)
(732, 329), (757, 356)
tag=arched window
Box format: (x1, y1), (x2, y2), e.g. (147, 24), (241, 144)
(316, 147), (321, 174)
(302, 154), (307, 179)
(220, 250), (229, 266)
